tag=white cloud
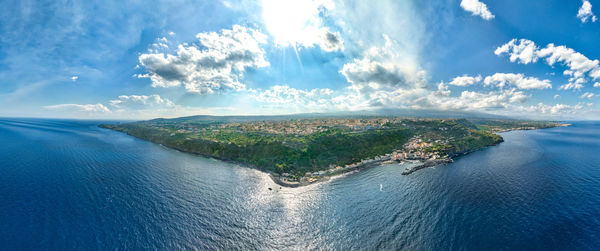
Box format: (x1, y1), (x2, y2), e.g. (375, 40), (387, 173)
(494, 39), (538, 64)
(580, 92), (596, 99)
(577, 0), (597, 23)
(151, 37), (169, 49)
(340, 39), (426, 99)
(331, 82), (529, 114)
(43, 103), (110, 113)
(341, 54), (424, 91)
(594, 82), (600, 87)
(137, 25), (269, 94)
(448, 75), (482, 86)
(460, 0), (495, 20)
(558, 82), (584, 90)
(71, 76), (78, 81)
(435, 82), (451, 97)
(255, 85), (333, 103)
(438, 89), (529, 110)
(538, 44), (600, 79)
(496, 38), (600, 89)
(391, 88), (531, 115)
(554, 94), (561, 99)
(444, 73), (551, 90)
(251, 85), (339, 112)
(109, 94), (174, 109)
(483, 73), (552, 90)
(103, 94), (190, 118)
(520, 103), (585, 116)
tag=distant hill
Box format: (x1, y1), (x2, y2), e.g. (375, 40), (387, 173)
(145, 108), (509, 124)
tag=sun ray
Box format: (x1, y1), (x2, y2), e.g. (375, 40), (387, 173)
(292, 44), (304, 73)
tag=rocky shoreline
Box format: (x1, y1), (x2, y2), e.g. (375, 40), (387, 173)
(269, 159), (388, 188)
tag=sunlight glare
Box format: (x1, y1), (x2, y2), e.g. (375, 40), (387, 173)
(261, 0), (324, 47)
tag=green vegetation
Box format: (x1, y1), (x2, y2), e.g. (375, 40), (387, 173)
(470, 119), (561, 132)
(99, 116), (560, 176)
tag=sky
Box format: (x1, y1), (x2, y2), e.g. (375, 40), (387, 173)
(1, 0), (600, 119)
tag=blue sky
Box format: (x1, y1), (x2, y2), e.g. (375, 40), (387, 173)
(1, 0), (600, 119)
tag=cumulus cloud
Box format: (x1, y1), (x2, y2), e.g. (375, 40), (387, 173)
(467, 89), (527, 107)
(448, 75), (482, 86)
(539, 44), (600, 80)
(578, 0), (597, 23)
(434, 82), (451, 97)
(251, 85), (340, 112)
(520, 102), (586, 116)
(595, 82), (600, 87)
(340, 39), (426, 99)
(109, 94), (174, 109)
(255, 85), (332, 103)
(341, 56), (424, 90)
(558, 82), (584, 91)
(494, 39), (538, 64)
(386, 87), (530, 115)
(496, 38), (600, 90)
(43, 103), (110, 113)
(137, 25), (269, 94)
(105, 94), (192, 118)
(554, 94), (561, 99)
(71, 76), (79, 81)
(460, 0), (495, 20)
(580, 92), (596, 99)
(249, 85), (363, 113)
(483, 73), (552, 89)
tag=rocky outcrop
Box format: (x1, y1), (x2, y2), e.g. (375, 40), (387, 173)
(401, 159), (452, 175)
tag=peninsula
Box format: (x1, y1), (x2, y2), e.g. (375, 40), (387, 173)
(99, 116), (564, 187)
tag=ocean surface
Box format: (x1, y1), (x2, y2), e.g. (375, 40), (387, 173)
(1, 118), (599, 250)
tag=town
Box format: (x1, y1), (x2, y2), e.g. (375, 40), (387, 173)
(276, 135), (451, 186)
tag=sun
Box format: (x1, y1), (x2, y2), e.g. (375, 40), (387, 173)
(261, 0), (325, 47)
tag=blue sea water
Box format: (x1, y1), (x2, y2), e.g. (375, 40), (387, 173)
(1, 118), (600, 250)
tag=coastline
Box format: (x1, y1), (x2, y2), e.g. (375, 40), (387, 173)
(269, 159), (390, 188)
(253, 124), (569, 188)
(100, 123), (568, 188)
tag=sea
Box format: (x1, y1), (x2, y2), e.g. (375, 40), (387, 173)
(1, 118), (599, 250)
